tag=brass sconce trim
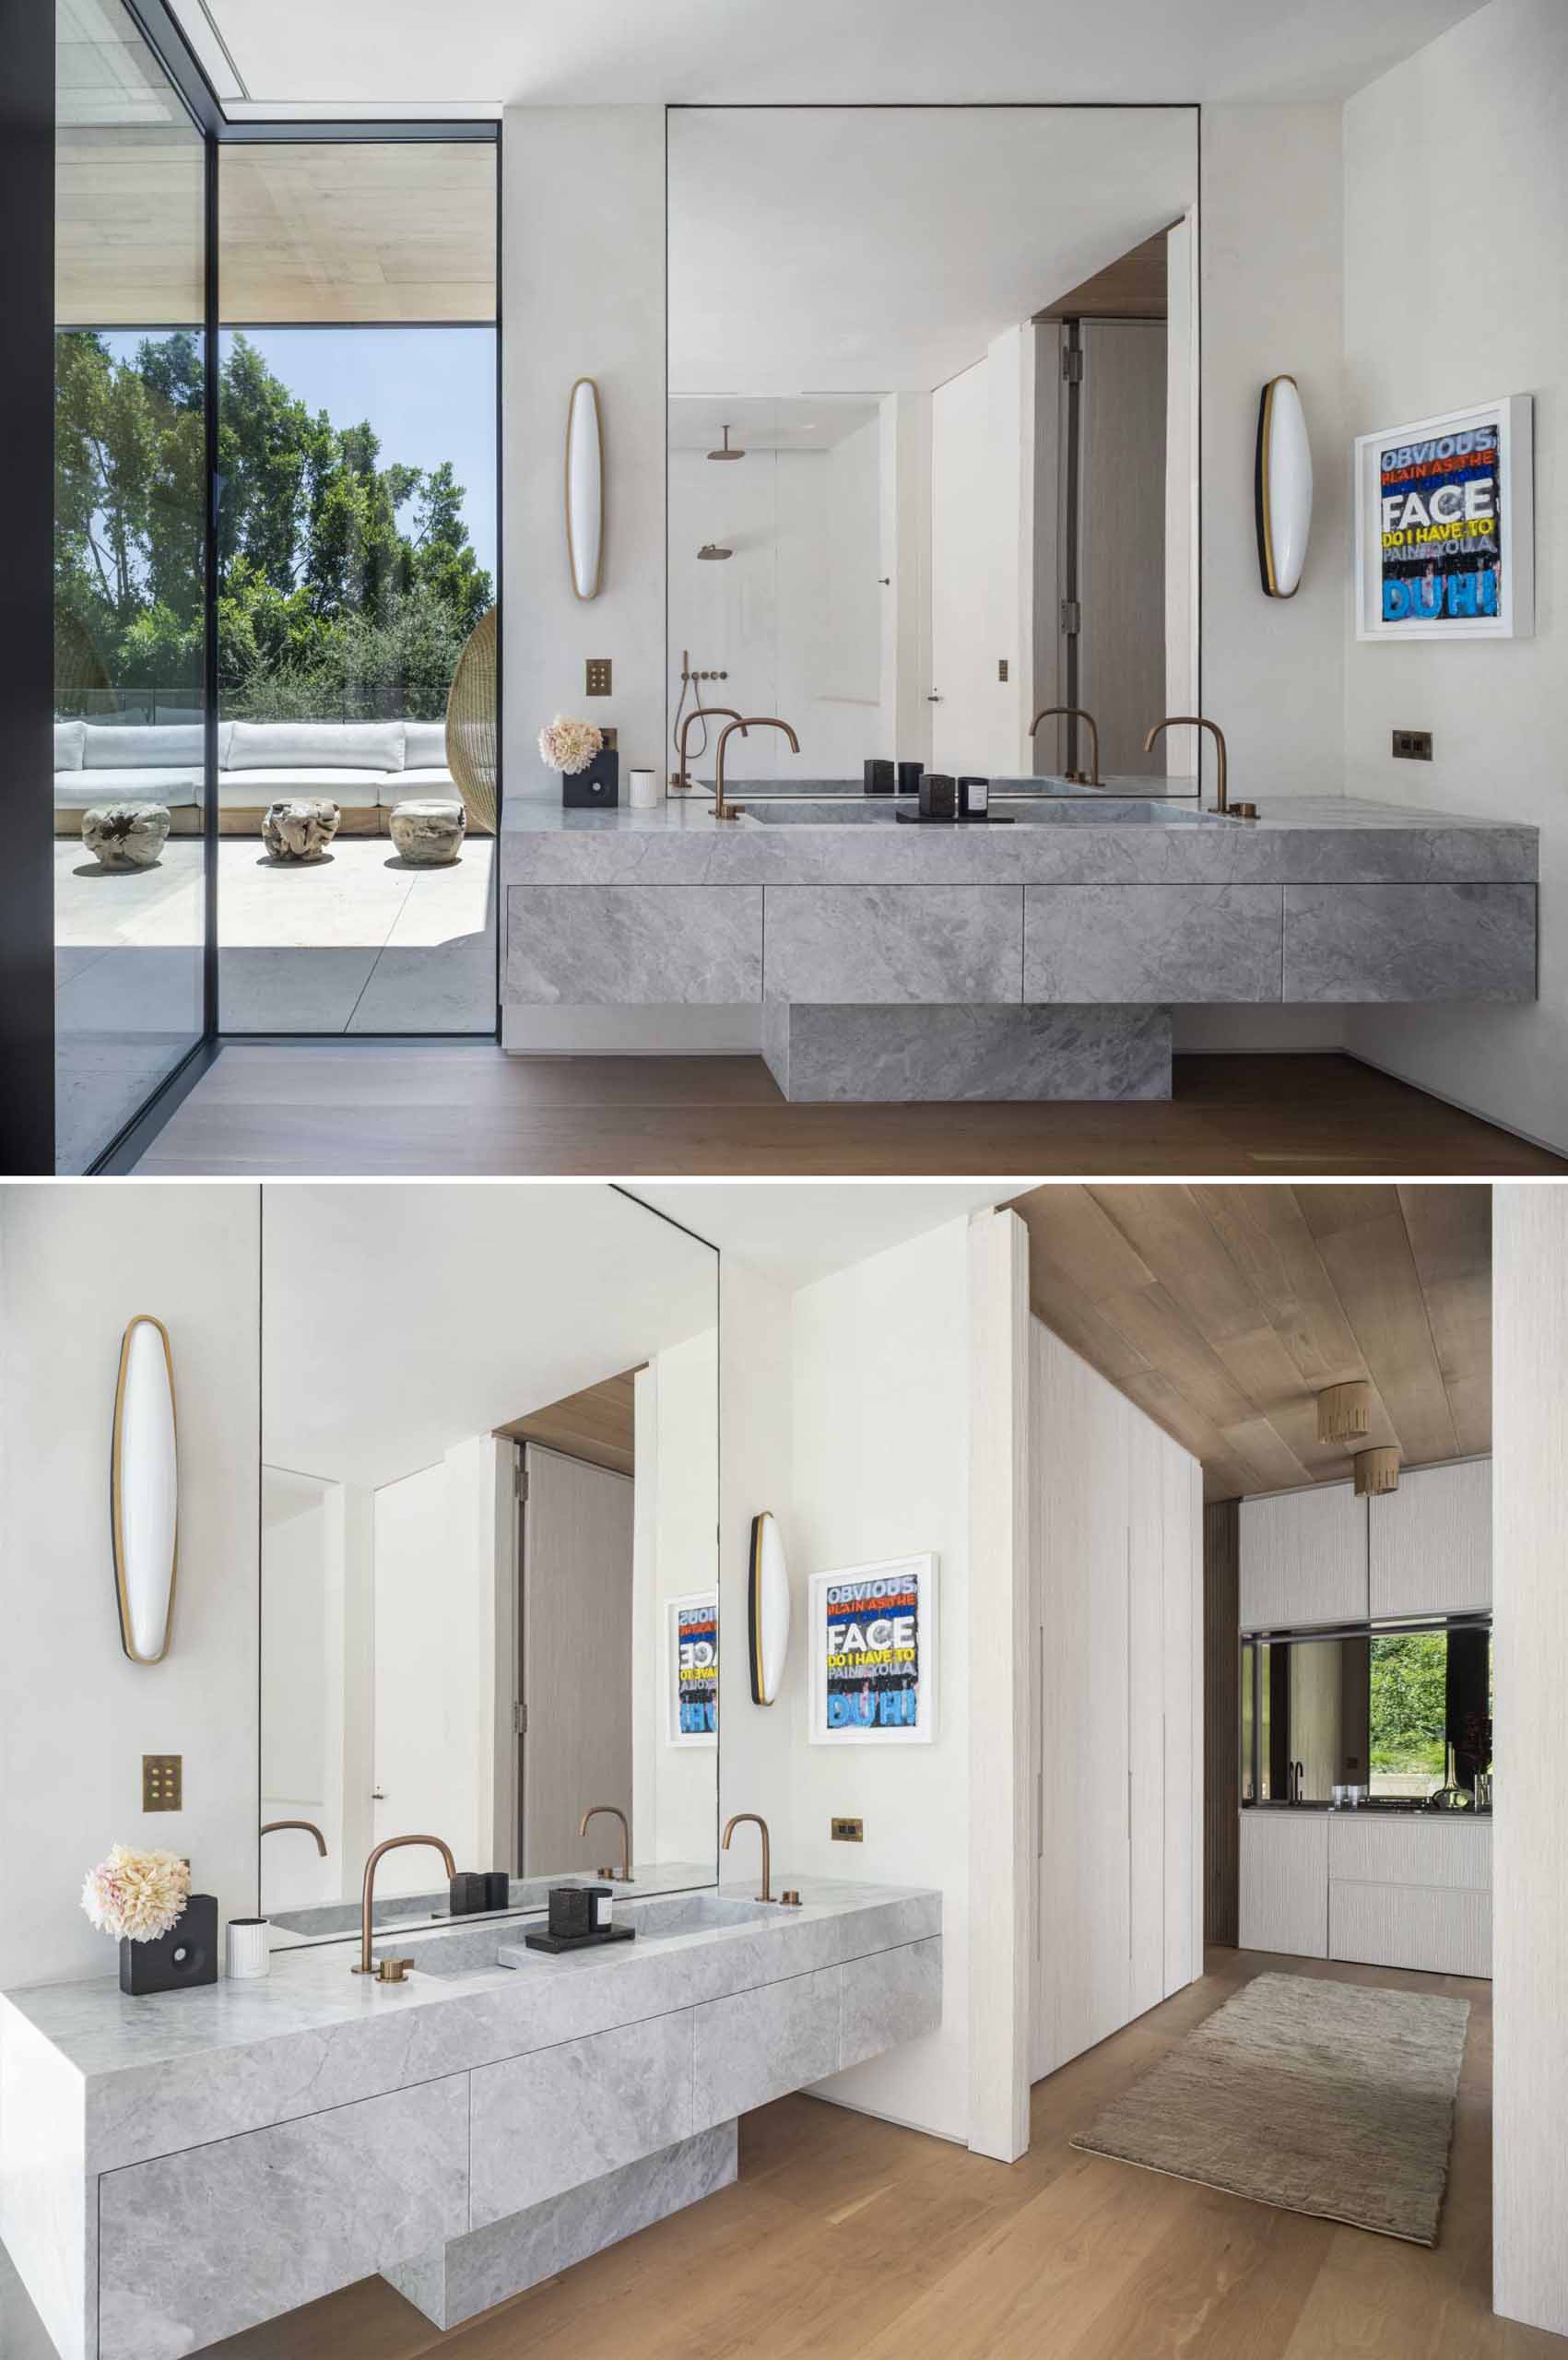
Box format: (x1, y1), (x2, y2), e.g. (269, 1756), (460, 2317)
(111, 1314), (179, 1665)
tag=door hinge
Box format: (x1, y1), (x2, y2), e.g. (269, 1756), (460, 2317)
(513, 1702), (527, 1736)
(1061, 347), (1083, 383)
(1060, 599), (1081, 636)
(514, 1460), (528, 1501)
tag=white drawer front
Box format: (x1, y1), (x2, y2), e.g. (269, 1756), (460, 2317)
(1329, 1879), (1491, 1979)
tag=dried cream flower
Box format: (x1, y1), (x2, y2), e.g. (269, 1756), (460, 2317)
(538, 714), (605, 775)
(81, 1846), (191, 1944)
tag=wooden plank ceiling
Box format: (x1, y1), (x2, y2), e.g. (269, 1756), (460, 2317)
(1034, 229), (1170, 322)
(1008, 1185), (1491, 1502)
(495, 1369), (639, 1480)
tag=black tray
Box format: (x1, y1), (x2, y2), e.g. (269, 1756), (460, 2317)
(894, 811), (1014, 825)
(523, 1923), (637, 1955)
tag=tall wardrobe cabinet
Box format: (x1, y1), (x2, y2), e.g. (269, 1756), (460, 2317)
(1030, 1318), (1204, 2081)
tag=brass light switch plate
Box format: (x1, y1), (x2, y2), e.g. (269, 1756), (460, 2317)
(997, 657), (1008, 682)
(143, 1754), (183, 1811)
(831, 1816), (864, 1843)
(585, 657), (612, 696)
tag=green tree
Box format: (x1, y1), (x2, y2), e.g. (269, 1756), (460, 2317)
(1369, 1634), (1448, 1781)
(55, 327), (492, 719)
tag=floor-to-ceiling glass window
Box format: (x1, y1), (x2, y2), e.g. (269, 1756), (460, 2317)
(53, 0), (209, 1171)
(216, 141), (498, 1033)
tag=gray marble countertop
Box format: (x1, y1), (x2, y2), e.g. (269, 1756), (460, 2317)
(1, 1877), (938, 2130)
(501, 794), (1537, 887)
(270, 1858), (714, 1950)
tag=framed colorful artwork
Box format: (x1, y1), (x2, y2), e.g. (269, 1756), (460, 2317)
(667, 1591), (717, 1747)
(1354, 395), (1533, 641)
(808, 1553), (937, 1747)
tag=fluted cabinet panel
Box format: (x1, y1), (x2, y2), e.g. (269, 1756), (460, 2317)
(1239, 1811), (1328, 1958)
(1369, 1457), (1491, 1619)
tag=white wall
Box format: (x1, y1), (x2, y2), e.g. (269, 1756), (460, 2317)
(503, 106), (666, 802)
(0, 1185), (260, 1988)
(371, 1438), (501, 1894)
(716, 1258), (796, 1847)
(643, 1328), (720, 1865)
(1341, 0), (1568, 1155)
(787, 1218), (973, 2142)
(1493, 1184), (1568, 2333)
(930, 327), (1032, 778)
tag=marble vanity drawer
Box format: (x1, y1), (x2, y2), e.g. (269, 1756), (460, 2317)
(469, 2012), (695, 2228)
(97, 2073), (468, 2360)
(840, 1936), (944, 2071)
(1282, 883), (1536, 1000)
(1023, 885), (1282, 1002)
(762, 886), (1023, 1004)
(692, 1965), (843, 2129)
(505, 885), (763, 1002)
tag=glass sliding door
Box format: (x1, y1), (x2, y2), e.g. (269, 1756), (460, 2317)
(53, 0), (209, 1170)
(216, 140), (498, 1034)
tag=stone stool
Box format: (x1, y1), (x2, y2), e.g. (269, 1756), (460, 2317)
(82, 802), (171, 869)
(390, 797), (466, 865)
(263, 798), (340, 862)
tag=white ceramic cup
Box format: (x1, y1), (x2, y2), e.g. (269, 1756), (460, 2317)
(225, 1918), (270, 1980)
(629, 768), (659, 809)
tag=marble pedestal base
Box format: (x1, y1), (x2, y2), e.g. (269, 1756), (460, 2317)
(384, 2122), (737, 2331)
(761, 1001), (1172, 1101)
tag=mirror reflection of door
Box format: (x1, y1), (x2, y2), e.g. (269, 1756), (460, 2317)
(517, 1443), (633, 1877)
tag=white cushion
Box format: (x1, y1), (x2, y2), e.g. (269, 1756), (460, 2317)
(225, 721), (405, 773)
(54, 722), (85, 770)
(55, 767), (201, 808)
(381, 763), (455, 806)
(217, 767), (386, 808)
(83, 723), (204, 769)
(401, 721), (448, 769)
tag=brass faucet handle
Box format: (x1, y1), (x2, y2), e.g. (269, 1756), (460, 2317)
(377, 1957), (415, 1983)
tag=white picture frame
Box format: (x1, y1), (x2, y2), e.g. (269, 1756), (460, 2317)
(666, 1590), (717, 1748)
(808, 1553), (937, 1747)
(1354, 394), (1533, 642)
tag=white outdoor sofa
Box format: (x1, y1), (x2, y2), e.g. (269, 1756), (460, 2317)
(52, 718), (478, 835)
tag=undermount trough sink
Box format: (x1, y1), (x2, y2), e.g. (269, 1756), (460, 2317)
(380, 1890), (784, 1980)
(744, 797), (1220, 826)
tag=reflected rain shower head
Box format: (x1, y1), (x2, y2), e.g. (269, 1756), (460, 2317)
(707, 424), (745, 461)
(698, 543), (733, 560)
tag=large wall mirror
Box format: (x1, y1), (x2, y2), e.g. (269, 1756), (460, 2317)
(260, 1185), (718, 1947)
(666, 106), (1198, 791)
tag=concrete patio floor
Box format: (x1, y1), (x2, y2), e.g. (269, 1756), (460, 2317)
(53, 837), (495, 1171)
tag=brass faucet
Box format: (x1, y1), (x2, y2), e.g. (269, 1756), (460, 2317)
(580, 1804), (632, 1881)
(352, 1834), (455, 1979)
(710, 715), (799, 821)
(722, 1811), (773, 1903)
(1029, 704), (1102, 786)
(670, 704), (743, 794)
(261, 1819), (327, 1855)
(1145, 714), (1230, 814)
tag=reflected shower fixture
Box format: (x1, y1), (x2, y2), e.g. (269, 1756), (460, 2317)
(698, 542), (733, 560)
(111, 1315), (179, 1664)
(707, 424), (745, 460)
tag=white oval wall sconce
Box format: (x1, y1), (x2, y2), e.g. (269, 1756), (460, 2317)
(748, 1511), (791, 1705)
(565, 375), (604, 601)
(111, 1315), (179, 1664)
(1255, 373), (1313, 598)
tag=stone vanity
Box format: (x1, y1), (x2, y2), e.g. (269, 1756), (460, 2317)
(500, 789), (1539, 1100)
(0, 1877), (940, 2360)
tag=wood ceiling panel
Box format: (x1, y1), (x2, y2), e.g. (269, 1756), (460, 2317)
(1009, 1184), (1490, 1502)
(497, 1369), (639, 1480)
(1035, 230), (1170, 322)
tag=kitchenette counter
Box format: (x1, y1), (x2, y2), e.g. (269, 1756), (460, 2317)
(500, 793), (1538, 1101)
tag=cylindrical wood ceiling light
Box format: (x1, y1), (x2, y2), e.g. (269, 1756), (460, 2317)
(1353, 1446), (1400, 1496)
(1316, 1381), (1373, 1445)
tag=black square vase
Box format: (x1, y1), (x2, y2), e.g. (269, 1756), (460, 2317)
(119, 1893), (218, 1995)
(562, 749), (619, 808)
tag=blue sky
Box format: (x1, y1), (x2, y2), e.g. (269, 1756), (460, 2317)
(105, 326), (498, 580)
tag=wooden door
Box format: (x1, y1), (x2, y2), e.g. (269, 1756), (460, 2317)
(1075, 322), (1167, 777)
(1127, 1411), (1165, 2021)
(520, 1445), (634, 1876)
(1161, 1435), (1201, 1997)
(1239, 1482), (1368, 1629)
(1370, 1457), (1491, 1618)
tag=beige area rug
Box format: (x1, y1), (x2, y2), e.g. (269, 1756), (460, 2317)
(1071, 1971), (1469, 2245)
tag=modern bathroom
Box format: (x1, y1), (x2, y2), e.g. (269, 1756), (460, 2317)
(2, 1175), (1562, 2357)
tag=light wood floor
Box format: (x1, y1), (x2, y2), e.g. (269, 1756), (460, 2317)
(134, 1048), (1564, 1175)
(185, 1947), (1563, 2360)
